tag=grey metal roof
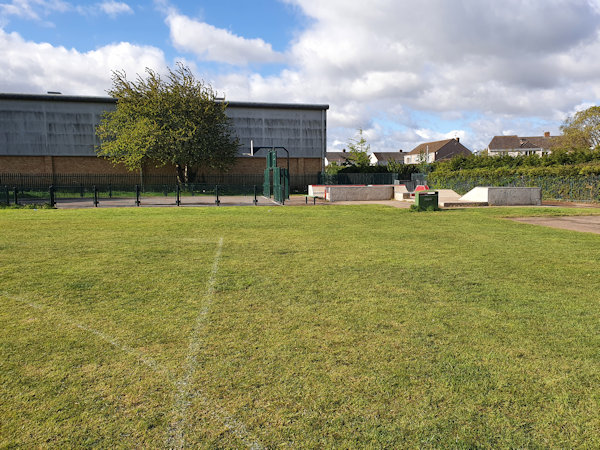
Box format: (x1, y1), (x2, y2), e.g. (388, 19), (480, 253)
(0, 93), (329, 110)
(227, 101), (328, 110)
(0, 92), (116, 104)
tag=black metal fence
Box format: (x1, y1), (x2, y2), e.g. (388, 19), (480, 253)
(1, 183), (290, 207)
(0, 173), (320, 194)
(318, 172), (400, 185)
(0, 171), (418, 195)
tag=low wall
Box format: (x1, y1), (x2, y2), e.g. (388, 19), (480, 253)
(325, 185), (394, 202)
(460, 187), (541, 206)
(488, 187), (541, 206)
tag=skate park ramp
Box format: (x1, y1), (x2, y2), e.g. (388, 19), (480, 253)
(437, 189), (461, 205)
(459, 187), (541, 206)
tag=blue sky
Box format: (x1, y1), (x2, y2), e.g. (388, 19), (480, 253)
(2, 0), (600, 153)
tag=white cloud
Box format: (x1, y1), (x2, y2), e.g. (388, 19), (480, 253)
(76, 1), (134, 18)
(0, 0), (68, 22)
(0, 0), (132, 22)
(98, 1), (132, 17)
(0, 29), (167, 95)
(165, 11), (283, 65)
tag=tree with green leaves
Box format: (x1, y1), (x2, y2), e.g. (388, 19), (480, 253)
(96, 63), (240, 183)
(346, 128), (372, 169)
(560, 105), (600, 150)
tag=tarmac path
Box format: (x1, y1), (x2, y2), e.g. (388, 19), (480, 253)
(510, 215), (600, 234)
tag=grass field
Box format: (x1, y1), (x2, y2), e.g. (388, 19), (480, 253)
(1, 205), (600, 447)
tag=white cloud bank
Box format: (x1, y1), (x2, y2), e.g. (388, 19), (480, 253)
(165, 10), (283, 65)
(0, 29), (166, 94)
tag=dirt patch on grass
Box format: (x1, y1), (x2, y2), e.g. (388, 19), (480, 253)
(510, 215), (600, 234)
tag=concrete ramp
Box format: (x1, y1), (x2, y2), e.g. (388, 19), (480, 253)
(308, 185), (326, 197)
(437, 189), (462, 205)
(394, 184), (409, 200)
(460, 187), (491, 203)
(460, 187), (541, 206)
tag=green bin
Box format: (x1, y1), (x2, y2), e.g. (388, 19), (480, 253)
(415, 191), (438, 210)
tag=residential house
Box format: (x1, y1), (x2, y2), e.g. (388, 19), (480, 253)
(370, 151), (405, 166)
(404, 138), (471, 164)
(324, 150), (350, 167)
(487, 132), (559, 157)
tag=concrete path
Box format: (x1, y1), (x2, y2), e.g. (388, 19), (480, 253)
(54, 195), (272, 208)
(53, 195), (413, 209)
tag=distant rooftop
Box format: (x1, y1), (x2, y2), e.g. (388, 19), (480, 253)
(372, 151), (405, 162)
(488, 134), (559, 151)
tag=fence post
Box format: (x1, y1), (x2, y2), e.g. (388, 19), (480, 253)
(4, 185), (9, 205)
(93, 185), (98, 207)
(253, 185), (258, 205)
(215, 185), (220, 206)
(176, 184), (181, 206)
(135, 185), (141, 206)
(49, 185), (55, 207)
(109, 184), (112, 199)
(13, 186), (18, 205)
(281, 185), (285, 205)
(80, 183), (84, 198)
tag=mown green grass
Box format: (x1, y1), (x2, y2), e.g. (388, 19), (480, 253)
(1, 205), (600, 447)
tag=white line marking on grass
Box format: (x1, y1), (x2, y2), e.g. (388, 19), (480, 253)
(166, 238), (263, 450)
(4, 293), (173, 382)
(3, 268), (262, 448)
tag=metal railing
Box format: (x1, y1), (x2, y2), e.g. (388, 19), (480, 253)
(0, 173), (320, 194)
(2, 184), (271, 208)
(318, 172), (400, 185)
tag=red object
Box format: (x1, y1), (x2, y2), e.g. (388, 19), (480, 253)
(415, 185), (429, 191)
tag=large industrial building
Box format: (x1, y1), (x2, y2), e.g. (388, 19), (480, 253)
(0, 93), (328, 176)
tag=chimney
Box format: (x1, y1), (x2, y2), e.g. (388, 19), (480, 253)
(544, 131), (550, 137)
(342, 148), (346, 152)
(455, 137), (460, 143)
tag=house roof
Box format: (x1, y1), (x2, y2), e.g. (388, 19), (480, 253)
(488, 135), (559, 151)
(372, 151), (404, 162)
(325, 152), (350, 163)
(407, 138), (457, 155)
